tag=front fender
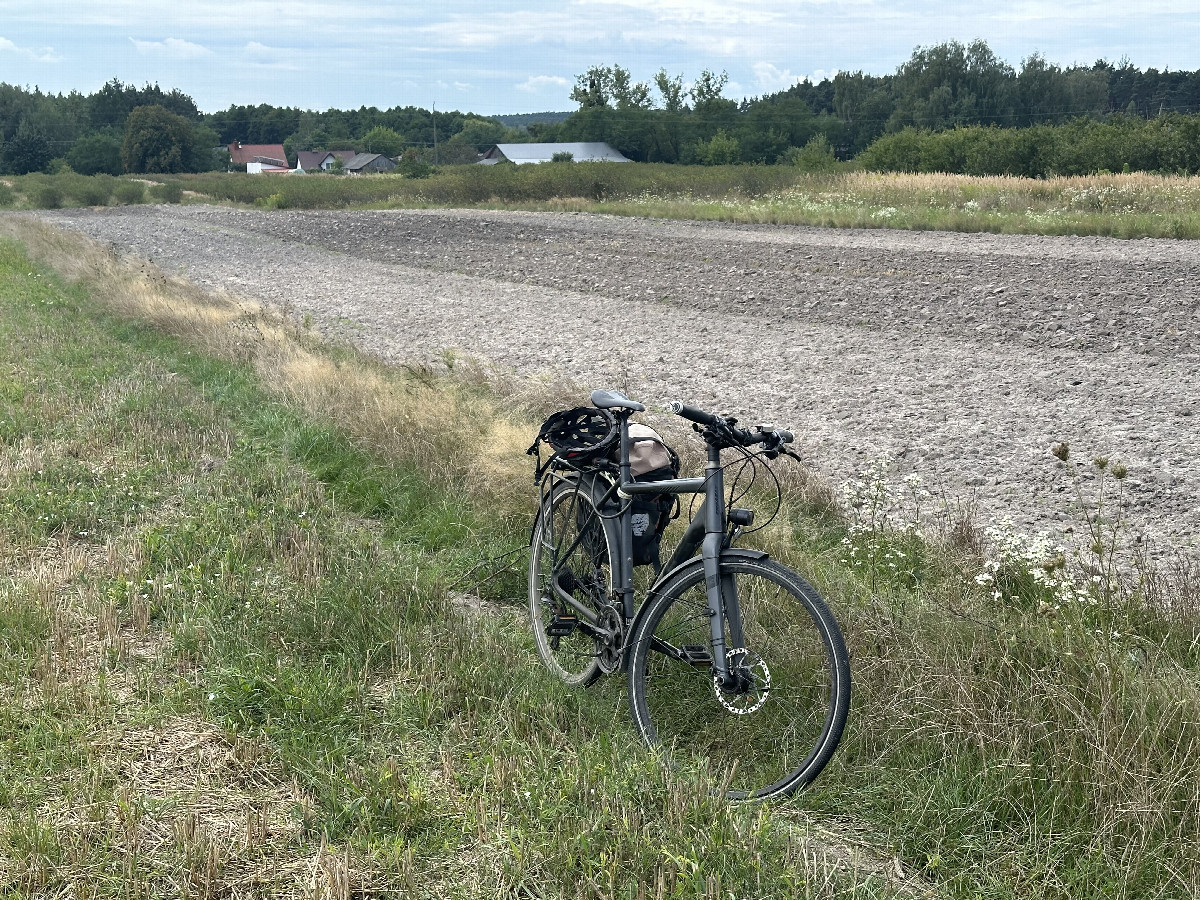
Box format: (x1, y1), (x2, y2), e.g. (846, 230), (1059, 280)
(625, 547), (769, 662)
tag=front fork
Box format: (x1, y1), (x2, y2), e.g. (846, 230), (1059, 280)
(699, 457), (747, 687)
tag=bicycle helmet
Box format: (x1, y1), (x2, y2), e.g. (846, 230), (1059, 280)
(527, 406), (618, 480)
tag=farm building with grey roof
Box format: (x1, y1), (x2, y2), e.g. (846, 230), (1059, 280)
(479, 142), (631, 165)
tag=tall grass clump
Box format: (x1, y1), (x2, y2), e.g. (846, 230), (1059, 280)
(27, 180), (63, 210)
(148, 181), (183, 204)
(63, 173), (115, 207)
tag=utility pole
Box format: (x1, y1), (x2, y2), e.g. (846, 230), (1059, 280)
(432, 101), (438, 165)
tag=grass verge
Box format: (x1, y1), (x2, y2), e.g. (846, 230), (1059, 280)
(4, 167), (1200, 240)
(2, 217), (1200, 899)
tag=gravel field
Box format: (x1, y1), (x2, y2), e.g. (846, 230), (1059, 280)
(28, 204), (1200, 557)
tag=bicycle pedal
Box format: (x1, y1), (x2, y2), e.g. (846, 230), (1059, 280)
(678, 644), (713, 667)
(546, 613), (578, 638)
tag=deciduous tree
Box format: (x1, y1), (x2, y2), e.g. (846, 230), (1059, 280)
(121, 104), (195, 173)
(1, 127), (52, 175)
(360, 125), (405, 158)
(66, 131), (124, 175)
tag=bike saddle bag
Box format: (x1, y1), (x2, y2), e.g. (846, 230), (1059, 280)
(622, 425), (680, 571)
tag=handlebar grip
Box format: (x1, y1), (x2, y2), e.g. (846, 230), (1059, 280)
(669, 401), (720, 428)
(777, 429), (794, 444)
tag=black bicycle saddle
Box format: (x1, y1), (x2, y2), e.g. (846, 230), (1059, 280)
(590, 389), (646, 412)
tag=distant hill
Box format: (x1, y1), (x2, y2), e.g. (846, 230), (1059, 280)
(493, 111), (573, 129)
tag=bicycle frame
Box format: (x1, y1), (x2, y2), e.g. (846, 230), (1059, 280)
(581, 410), (745, 682)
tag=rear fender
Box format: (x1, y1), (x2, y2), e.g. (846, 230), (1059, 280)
(528, 469), (617, 544)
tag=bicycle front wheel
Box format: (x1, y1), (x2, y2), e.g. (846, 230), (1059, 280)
(627, 556), (850, 800)
(528, 474), (617, 687)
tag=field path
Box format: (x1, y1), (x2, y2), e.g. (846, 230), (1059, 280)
(31, 205), (1200, 555)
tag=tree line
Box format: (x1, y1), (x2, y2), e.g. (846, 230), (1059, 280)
(0, 79), (521, 175)
(542, 42), (1200, 165)
(2, 42), (1200, 176)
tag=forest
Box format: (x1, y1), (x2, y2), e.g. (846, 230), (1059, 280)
(1, 41), (1199, 177)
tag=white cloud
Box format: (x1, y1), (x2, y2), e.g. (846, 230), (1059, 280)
(417, 12), (604, 49)
(806, 68), (840, 84)
(579, 0), (784, 28)
(129, 36), (211, 59)
(0, 2), (391, 29)
(517, 75), (570, 93)
(241, 41), (303, 70)
(748, 64), (842, 93)
(753, 62), (805, 93)
(0, 36), (60, 63)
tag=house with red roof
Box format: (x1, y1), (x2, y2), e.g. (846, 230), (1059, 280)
(228, 141), (288, 171)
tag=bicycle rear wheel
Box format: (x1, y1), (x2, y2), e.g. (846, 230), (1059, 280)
(528, 474), (617, 687)
(627, 556), (850, 800)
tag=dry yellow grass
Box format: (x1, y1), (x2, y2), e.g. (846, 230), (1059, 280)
(0, 216), (554, 519)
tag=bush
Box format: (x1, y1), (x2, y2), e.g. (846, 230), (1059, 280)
(690, 130), (742, 166)
(30, 182), (63, 209)
(69, 175), (114, 207)
(396, 150), (432, 179)
(0, 183), (14, 207)
(780, 135), (840, 172)
(857, 114), (1200, 177)
(258, 192), (288, 210)
(149, 181), (183, 203)
(113, 180), (146, 205)
(66, 132), (125, 176)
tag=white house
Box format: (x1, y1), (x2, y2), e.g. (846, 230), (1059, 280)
(295, 150), (357, 172)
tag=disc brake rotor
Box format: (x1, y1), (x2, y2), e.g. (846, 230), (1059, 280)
(713, 647), (771, 715)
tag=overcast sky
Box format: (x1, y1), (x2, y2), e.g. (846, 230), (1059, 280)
(1, 1), (1197, 117)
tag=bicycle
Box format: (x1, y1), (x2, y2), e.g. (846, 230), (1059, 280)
(528, 389), (851, 801)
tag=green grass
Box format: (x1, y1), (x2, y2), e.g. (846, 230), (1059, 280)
(3, 224), (1200, 898)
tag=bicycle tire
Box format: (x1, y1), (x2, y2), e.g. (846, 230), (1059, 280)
(627, 556), (850, 800)
(528, 474), (618, 687)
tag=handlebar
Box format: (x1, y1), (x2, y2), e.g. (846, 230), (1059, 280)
(669, 400), (794, 451)
(669, 400), (720, 428)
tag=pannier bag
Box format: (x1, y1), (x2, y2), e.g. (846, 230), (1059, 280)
(621, 424), (680, 571)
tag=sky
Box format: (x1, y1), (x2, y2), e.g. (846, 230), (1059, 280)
(1, 1), (1198, 117)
